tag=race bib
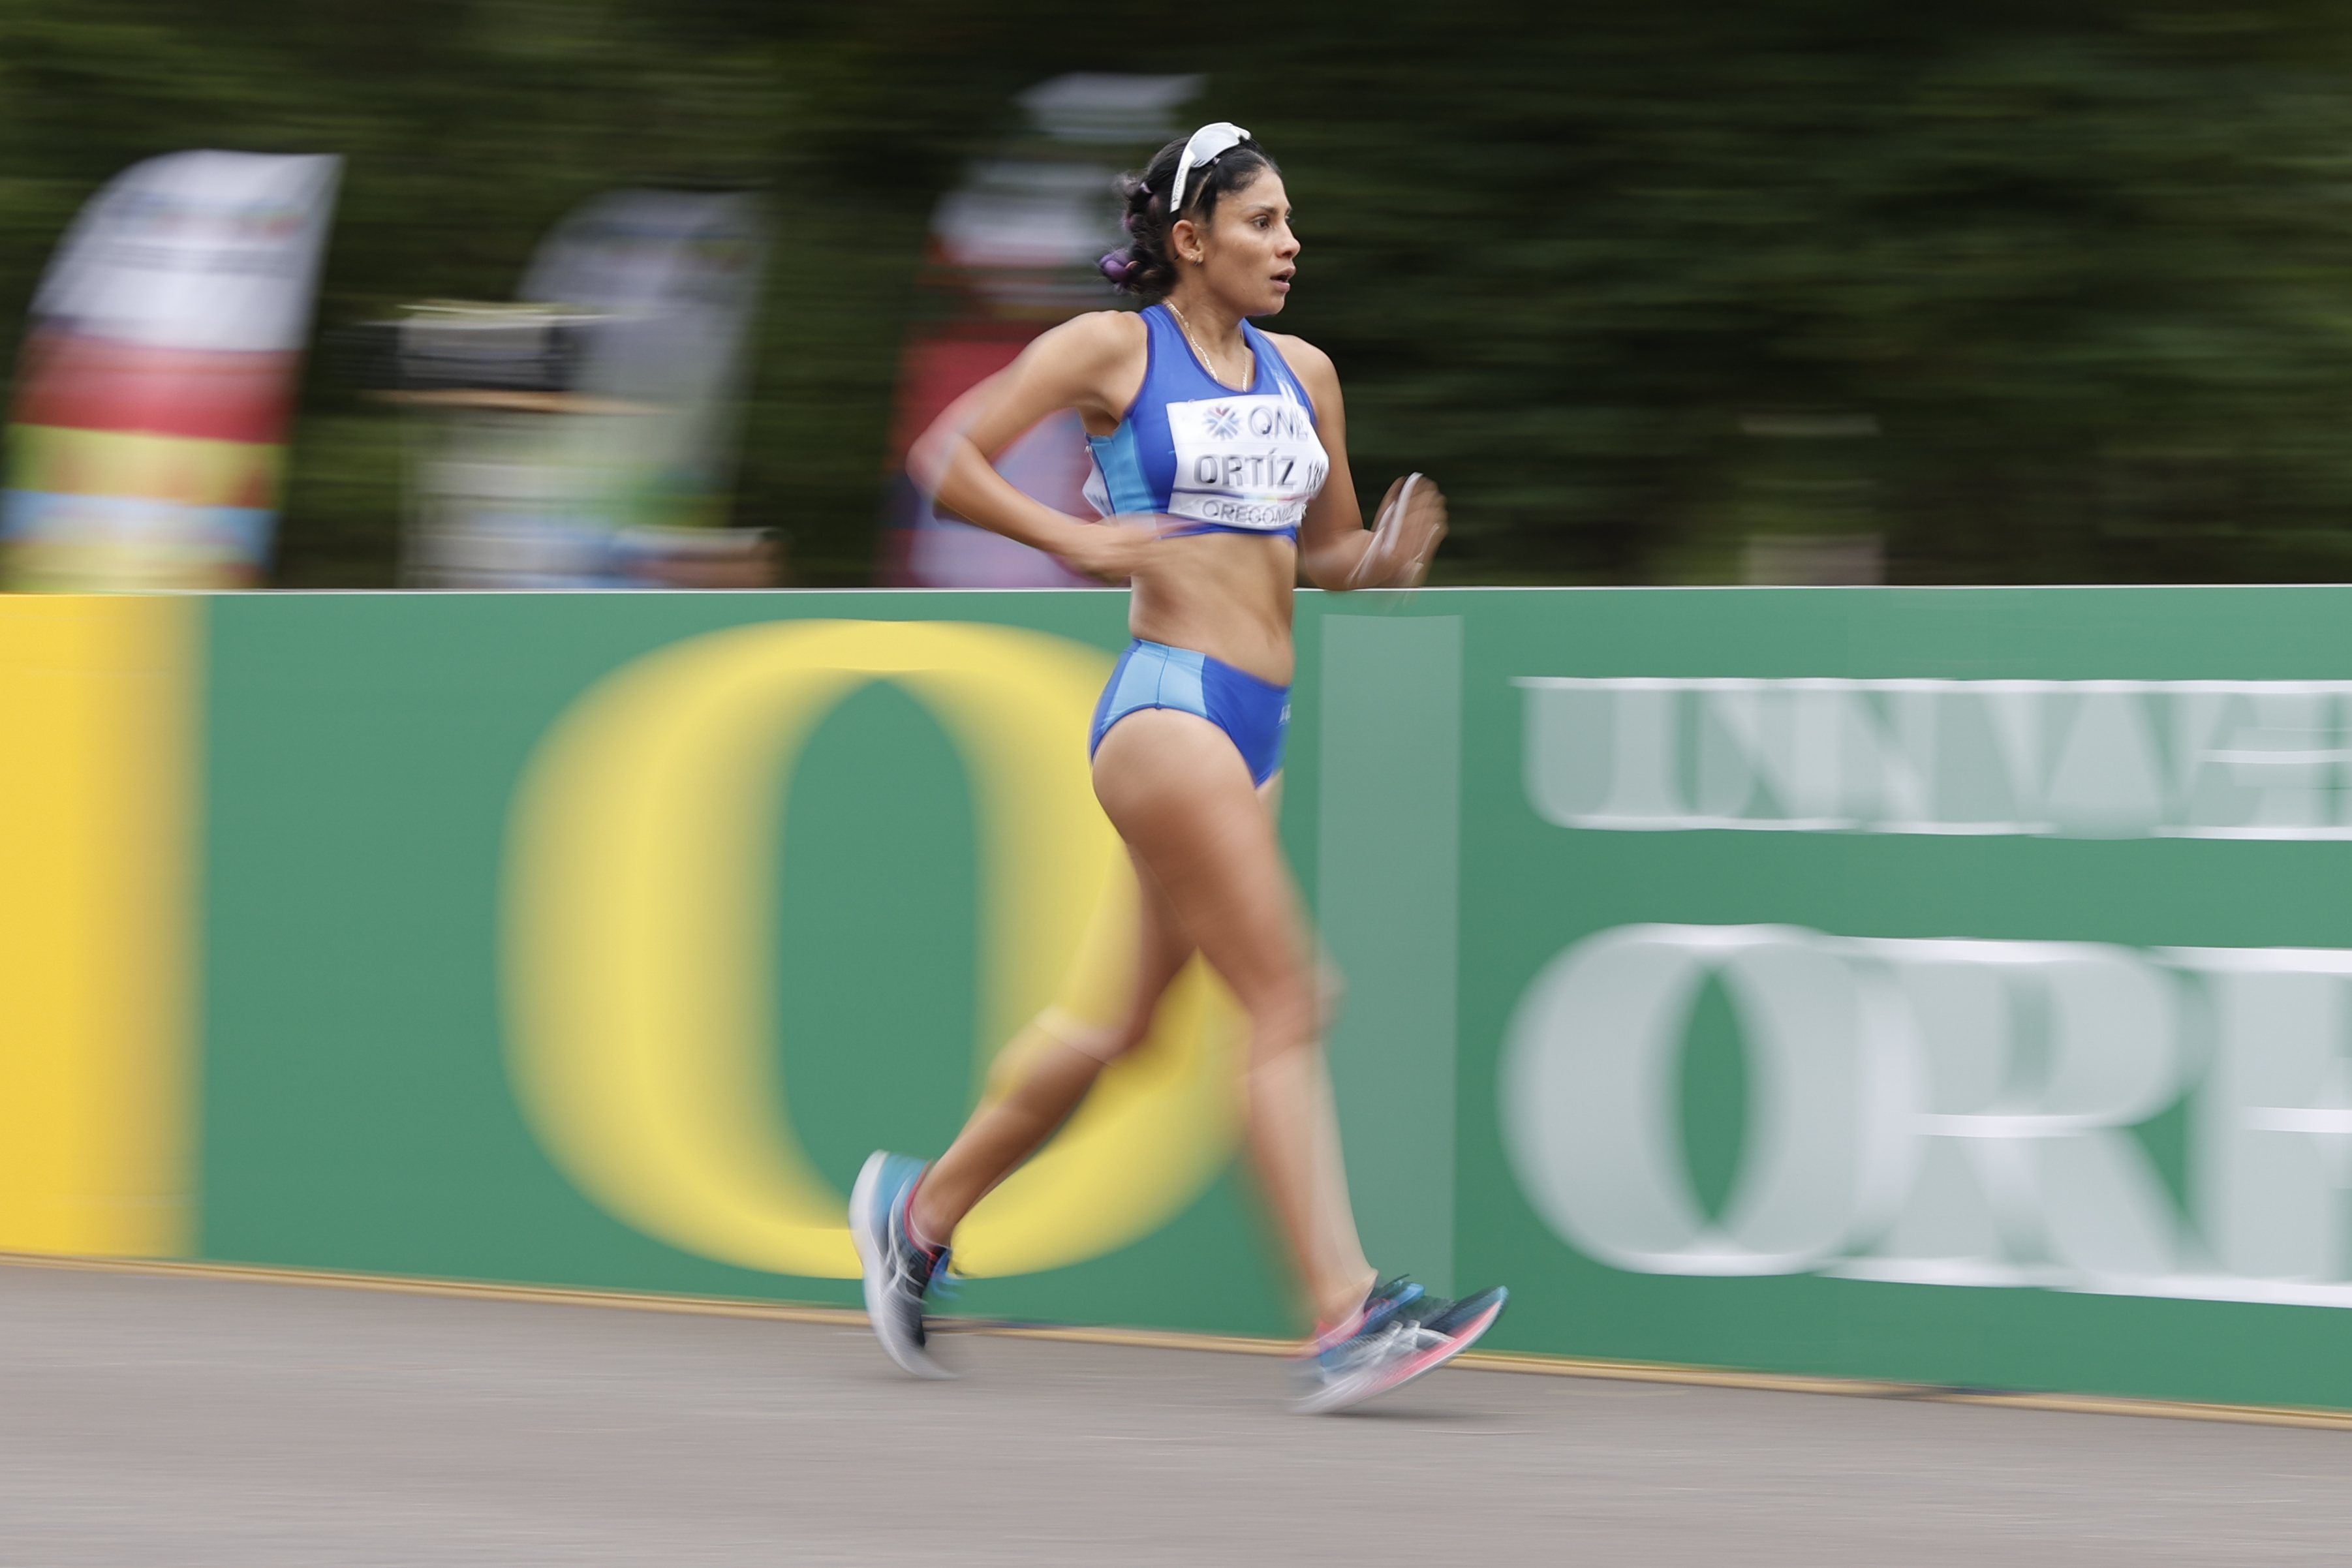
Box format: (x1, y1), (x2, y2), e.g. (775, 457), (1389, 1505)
(1165, 393), (1327, 532)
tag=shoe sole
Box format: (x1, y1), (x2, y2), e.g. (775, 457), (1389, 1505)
(1293, 1299), (1506, 1415)
(849, 1152), (954, 1382)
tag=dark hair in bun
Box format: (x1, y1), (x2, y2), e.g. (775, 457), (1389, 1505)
(1097, 132), (1279, 298)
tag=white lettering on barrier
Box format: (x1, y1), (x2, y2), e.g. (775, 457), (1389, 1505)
(1517, 678), (2352, 839)
(1501, 925), (1889, 1274)
(1502, 925), (2352, 1306)
(1840, 940), (2182, 1291)
(2174, 947), (2352, 1297)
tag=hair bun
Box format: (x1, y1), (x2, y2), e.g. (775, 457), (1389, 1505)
(1098, 249), (1141, 288)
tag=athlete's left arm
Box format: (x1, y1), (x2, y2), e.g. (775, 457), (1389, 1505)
(1271, 333), (1447, 590)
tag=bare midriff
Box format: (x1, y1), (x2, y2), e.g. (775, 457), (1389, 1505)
(1127, 528), (1299, 686)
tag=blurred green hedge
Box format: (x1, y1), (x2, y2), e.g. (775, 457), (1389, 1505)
(7, 0), (2352, 586)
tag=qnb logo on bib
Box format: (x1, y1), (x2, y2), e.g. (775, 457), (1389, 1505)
(1168, 395), (1327, 531)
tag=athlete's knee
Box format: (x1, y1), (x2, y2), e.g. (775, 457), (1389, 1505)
(1316, 955), (1346, 1032)
(1240, 979), (1320, 1061)
(1032, 1006), (1137, 1066)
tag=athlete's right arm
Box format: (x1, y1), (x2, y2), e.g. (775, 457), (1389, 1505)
(908, 311), (1152, 583)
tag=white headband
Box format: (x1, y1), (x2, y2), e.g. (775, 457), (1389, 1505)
(1169, 121), (1250, 221)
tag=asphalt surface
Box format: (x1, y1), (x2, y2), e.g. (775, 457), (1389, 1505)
(2, 1263), (2347, 1565)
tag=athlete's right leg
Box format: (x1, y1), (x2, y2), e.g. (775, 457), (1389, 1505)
(906, 857), (1194, 1246)
(852, 846), (1192, 1378)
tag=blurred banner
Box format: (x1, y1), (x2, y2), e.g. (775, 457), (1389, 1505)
(2, 152), (339, 591)
(23, 584), (2352, 1414)
(881, 74), (1197, 588)
(0, 596), (194, 1255)
(397, 190), (770, 589)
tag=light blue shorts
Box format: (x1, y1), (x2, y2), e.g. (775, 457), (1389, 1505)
(1088, 639), (1290, 786)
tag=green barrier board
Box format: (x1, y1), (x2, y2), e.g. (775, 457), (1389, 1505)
(194, 587), (2352, 1410)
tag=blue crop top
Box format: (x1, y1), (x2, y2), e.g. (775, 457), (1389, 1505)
(1083, 303), (1329, 543)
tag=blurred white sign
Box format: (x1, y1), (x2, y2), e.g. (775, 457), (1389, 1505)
(1521, 677), (2352, 838)
(34, 151), (340, 354)
(1504, 923), (2352, 1308)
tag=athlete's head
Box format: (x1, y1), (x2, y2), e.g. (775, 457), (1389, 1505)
(1099, 123), (1296, 316)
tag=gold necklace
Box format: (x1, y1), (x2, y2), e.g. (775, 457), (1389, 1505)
(1166, 300), (1251, 389)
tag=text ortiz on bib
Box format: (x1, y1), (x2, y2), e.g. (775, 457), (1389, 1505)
(1165, 395), (1327, 532)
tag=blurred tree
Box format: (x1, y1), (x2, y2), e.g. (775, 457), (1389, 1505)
(5, 0), (2352, 585)
(1235, 0), (2352, 583)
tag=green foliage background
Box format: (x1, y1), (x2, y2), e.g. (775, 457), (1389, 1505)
(5, 1), (2352, 585)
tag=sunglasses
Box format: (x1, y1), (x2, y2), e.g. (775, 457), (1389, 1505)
(1169, 121), (1252, 218)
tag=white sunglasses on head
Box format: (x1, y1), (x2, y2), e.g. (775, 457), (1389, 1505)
(1169, 121), (1252, 219)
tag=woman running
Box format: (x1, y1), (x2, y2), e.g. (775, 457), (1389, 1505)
(850, 122), (1505, 1413)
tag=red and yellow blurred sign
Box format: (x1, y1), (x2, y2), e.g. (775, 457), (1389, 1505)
(1, 151), (337, 591)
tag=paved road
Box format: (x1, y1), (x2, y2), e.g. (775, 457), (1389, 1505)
(2, 1263), (2347, 1565)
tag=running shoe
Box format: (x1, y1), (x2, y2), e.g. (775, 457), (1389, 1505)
(1292, 1278), (1509, 1415)
(1399, 1284), (1510, 1342)
(849, 1150), (955, 1380)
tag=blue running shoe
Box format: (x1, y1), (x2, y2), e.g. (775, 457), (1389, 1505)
(1293, 1280), (1509, 1415)
(850, 1150), (954, 1381)
(1402, 1284), (1509, 1342)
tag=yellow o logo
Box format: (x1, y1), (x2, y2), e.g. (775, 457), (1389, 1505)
(503, 619), (1242, 1278)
